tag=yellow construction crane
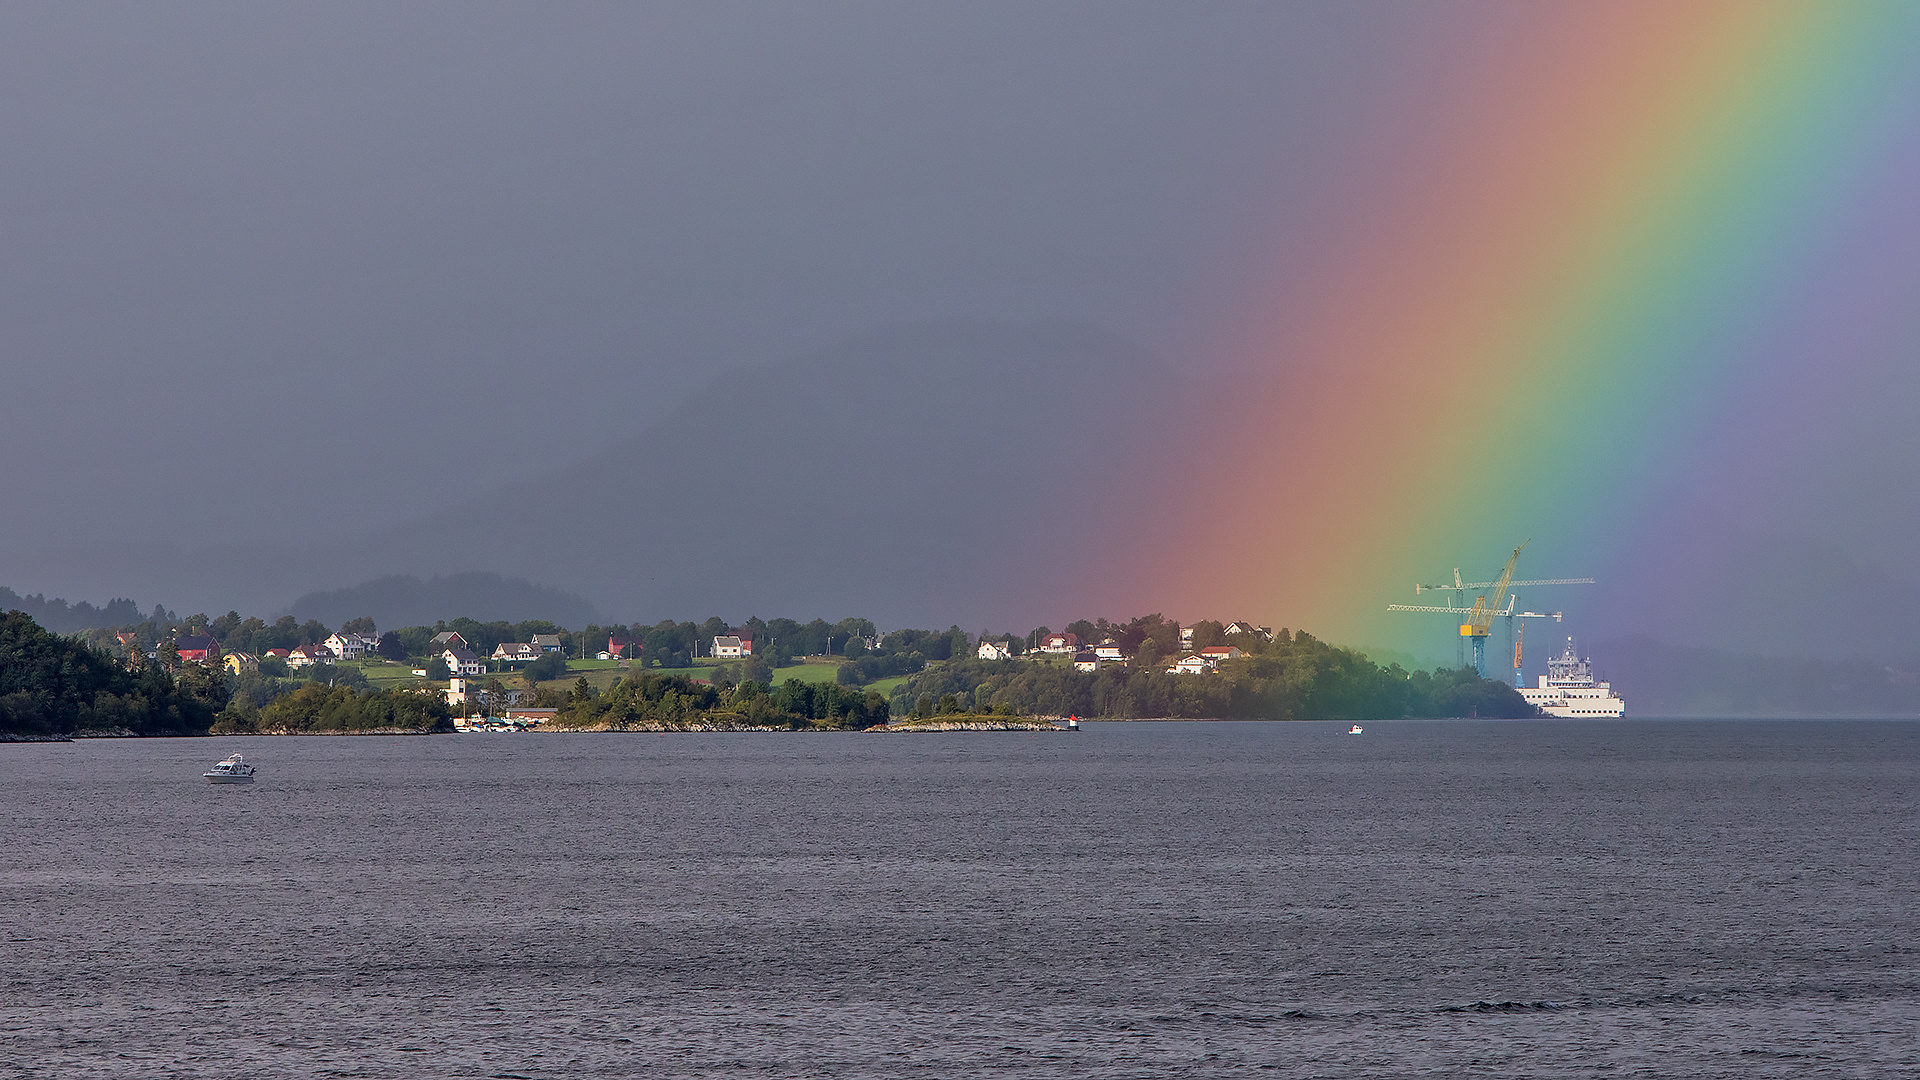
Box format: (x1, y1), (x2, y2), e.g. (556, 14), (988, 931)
(1462, 541), (1525, 644)
(1389, 539), (1586, 678)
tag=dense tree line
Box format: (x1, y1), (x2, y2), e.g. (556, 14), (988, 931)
(213, 683), (452, 735)
(834, 652), (925, 685)
(547, 672), (889, 730)
(0, 611), (222, 736)
(832, 625), (971, 686)
(890, 629), (1535, 720)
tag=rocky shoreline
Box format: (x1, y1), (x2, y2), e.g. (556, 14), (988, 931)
(533, 721), (785, 733)
(3, 718), (1077, 740)
(876, 716), (1068, 733)
(1, 726), (182, 742)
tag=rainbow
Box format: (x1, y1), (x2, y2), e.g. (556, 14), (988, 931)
(1135, 1), (1920, 657)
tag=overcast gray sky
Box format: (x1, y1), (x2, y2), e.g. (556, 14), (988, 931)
(0, 3), (1435, 545)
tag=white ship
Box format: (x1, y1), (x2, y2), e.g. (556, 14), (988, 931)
(1518, 639), (1625, 718)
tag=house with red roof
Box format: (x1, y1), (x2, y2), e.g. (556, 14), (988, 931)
(174, 634), (218, 664)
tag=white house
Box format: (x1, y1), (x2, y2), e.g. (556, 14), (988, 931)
(978, 639), (1013, 661)
(713, 635), (753, 658)
(1073, 650), (1100, 672)
(1179, 626), (1196, 649)
(1093, 642), (1127, 662)
(324, 633), (367, 661)
(1167, 654), (1214, 675)
(1039, 633), (1079, 655)
(1224, 622), (1274, 641)
(443, 647), (486, 677)
(446, 677), (473, 707)
(492, 642), (539, 663)
(288, 644), (335, 668)
(1199, 645), (1244, 663)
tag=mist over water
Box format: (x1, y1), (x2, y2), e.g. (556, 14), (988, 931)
(4, 721), (1913, 1078)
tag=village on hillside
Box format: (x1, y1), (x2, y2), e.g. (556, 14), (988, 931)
(108, 613), (1287, 729)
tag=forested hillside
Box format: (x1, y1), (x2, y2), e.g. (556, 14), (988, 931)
(0, 611), (221, 737)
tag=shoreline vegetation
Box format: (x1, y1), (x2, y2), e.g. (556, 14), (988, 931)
(1, 605), (1541, 740)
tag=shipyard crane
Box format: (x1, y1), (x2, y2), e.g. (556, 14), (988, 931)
(1388, 540), (1591, 679)
(1505, 595), (1561, 689)
(1414, 568), (1595, 607)
(1389, 596), (1562, 680)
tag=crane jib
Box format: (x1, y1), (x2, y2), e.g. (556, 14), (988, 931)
(1388, 540), (1593, 680)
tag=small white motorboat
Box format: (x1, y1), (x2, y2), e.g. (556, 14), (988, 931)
(204, 753), (256, 784)
(1348, 725), (1364, 735)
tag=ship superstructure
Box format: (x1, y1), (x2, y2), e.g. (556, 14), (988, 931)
(1518, 638), (1625, 718)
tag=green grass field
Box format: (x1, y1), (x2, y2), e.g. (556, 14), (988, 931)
(346, 660), (433, 690)
(765, 660), (842, 685)
(862, 674), (913, 697)
(536, 664), (630, 695)
(338, 654), (864, 698)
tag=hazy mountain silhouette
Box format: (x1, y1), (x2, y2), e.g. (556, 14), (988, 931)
(286, 573), (599, 631)
(324, 319), (1181, 629)
(1589, 508), (1920, 663)
(1589, 634), (1920, 717)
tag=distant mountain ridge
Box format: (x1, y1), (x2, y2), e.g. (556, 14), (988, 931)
(286, 573), (600, 630)
(325, 318), (1183, 629)
(1591, 635), (1920, 717)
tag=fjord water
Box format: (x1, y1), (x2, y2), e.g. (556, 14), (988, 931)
(2, 721), (1913, 1079)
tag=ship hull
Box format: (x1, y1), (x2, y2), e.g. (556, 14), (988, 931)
(1519, 687), (1625, 718)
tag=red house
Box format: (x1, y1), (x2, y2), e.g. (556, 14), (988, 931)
(174, 634), (218, 664)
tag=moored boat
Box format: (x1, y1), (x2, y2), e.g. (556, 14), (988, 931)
(204, 753), (256, 784)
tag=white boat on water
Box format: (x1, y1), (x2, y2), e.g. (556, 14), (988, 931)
(1518, 638), (1626, 718)
(204, 753), (256, 784)
(1348, 725), (1363, 735)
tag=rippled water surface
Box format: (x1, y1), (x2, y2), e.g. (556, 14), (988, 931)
(3, 720), (1916, 1078)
